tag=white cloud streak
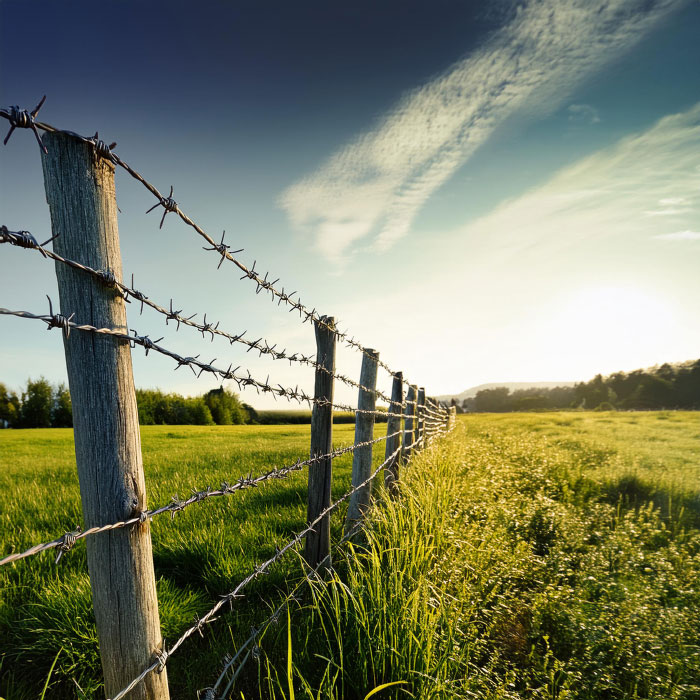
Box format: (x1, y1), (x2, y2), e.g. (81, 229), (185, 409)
(281, 0), (687, 262)
(451, 104), (700, 257)
(655, 230), (700, 241)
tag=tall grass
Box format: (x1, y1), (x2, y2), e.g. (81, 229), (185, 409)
(2, 413), (699, 698)
(242, 413), (700, 699)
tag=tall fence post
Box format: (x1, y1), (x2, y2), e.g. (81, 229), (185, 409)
(416, 387), (426, 450)
(402, 384), (417, 462)
(40, 132), (169, 700)
(384, 371), (404, 493)
(345, 349), (379, 534)
(305, 315), (336, 569)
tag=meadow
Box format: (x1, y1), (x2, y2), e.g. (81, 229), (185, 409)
(1, 412), (699, 698)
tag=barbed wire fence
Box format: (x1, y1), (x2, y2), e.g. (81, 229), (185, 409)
(0, 97), (457, 700)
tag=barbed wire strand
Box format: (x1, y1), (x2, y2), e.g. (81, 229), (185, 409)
(208, 517), (370, 699)
(0, 304), (409, 420)
(107, 444), (403, 700)
(0, 430), (401, 567)
(206, 421), (454, 699)
(0, 226), (395, 404)
(0, 103), (410, 385)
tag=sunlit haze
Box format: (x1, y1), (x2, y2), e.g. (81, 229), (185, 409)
(1, 0), (698, 407)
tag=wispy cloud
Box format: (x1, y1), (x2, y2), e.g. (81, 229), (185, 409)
(655, 230), (700, 241)
(567, 104), (601, 124)
(281, 0), (687, 262)
(450, 104), (700, 257)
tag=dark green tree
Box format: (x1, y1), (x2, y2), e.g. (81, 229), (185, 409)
(203, 387), (247, 425)
(52, 383), (73, 427)
(0, 383), (21, 427)
(20, 377), (53, 428)
(474, 387), (511, 412)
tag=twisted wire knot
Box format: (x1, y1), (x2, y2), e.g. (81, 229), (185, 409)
(153, 647), (168, 673)
(4, 228), (38, 248)
(55, 528), (81, 563)
(3, 96), (48, 154)
(132, 331), (163, 356)
(169, 495), (186, 519)
(7, 105), (32, 129)
(146, 186), (178, 229)
(90, 132), (117, 161)
(44, 296), (75, 337)
(202, 230), (243, 270)
(99, 269), (117, 287)
(0, 226), (57, 258)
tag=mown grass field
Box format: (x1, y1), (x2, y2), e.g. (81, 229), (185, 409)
(1, 412), (699, 699)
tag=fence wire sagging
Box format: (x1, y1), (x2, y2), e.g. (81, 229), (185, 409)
(0, 98), (456, 700)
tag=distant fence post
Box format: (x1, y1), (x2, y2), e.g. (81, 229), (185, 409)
(402, 384), (417, 462)
(425, 397), (435, 445)
(40, 132), (169, 700)
(416, 387), (426, 450)
(384, 371), (404, 493)
(345, 349), (379, 534)
(305, 315), (336, 569)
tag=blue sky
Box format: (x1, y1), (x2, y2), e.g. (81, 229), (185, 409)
(1, 0), (699, 407)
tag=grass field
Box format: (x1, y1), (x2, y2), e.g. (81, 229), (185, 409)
(1, 412), (699, 698)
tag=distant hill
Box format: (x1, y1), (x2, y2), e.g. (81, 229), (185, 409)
(436, 381), (576, 404)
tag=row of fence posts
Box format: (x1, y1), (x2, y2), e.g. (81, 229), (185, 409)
(305, 320), (452, 569)
(37, 130), (454, 699)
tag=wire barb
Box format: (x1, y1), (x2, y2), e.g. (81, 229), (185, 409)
(146, 185), (178, 229)
(3, 95), (47, 153)
(89, 131), (117, 161)
(55, 528), (81, 564)
(45, 296), (74, 337)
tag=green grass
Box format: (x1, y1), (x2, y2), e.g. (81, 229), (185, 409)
(248, 412), (700, 699)
(0, 423), (388, 698)
(2, 412), (699, 698)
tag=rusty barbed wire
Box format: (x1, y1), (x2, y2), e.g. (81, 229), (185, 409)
(0, 304), (409, 420)
(0, 429), (401, 567)
(0, 101), (412, 386)
(108, 443), (403, 700)
(0, 226), (395, 405)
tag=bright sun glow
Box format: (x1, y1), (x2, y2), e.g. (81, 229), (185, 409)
(534, 285), (677, 379)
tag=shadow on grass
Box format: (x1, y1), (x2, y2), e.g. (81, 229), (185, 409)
(601, 472), (700, 529)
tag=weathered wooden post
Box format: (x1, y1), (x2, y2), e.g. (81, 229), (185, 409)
(345, 349), (379, 533)
(384, 372), (403, 493)
(424, 397), (435, 444)
(305, 315), (336, 568)
(40, 132), (169, 700)
(402, 384), (417, 462)
(416, 387), (426, 450)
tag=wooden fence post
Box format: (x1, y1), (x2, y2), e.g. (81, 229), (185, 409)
(305, 315), (336, 569)
(402, 384), (417, 462)
(40, 132), (169, 700)
(424, 397), (435, 445)
(416, 387), (426, 450)
(384, 371), (403, 493)
(345, 350), (379, 533)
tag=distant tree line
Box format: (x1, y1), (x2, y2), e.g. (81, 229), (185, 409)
(452, 359), (700, 413)
(0, 378), (72, 429)
(0, 379), (259, 428)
